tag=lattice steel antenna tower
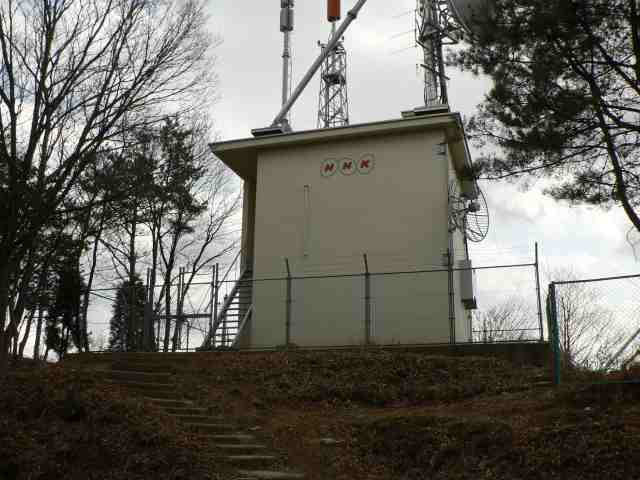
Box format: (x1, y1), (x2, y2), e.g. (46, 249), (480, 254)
(415, 0), (464, 108)
(317, 0), (349, 129)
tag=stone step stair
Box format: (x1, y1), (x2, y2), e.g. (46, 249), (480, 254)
(107, 369), (172, 383)
(143, 397), (195, 408)
(170, 414), (226, 424)
(109, 380), (182, 400)
(108, 363), (305, 480)
(111, 361), (176, 373)
(237, 470), (306, 479)
(162, 406), (209, 415)
(184, 422), (236, 434)
(214, 444), (269, 452)
(201, 433), (257, 443)
(225, 455), (279, 467)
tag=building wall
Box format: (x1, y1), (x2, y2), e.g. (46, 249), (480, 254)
(240, 180), (257, 269)
(250, 128), (455, 347)
(448, 149), (473, 342)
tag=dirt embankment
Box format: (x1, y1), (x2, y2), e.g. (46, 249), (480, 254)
(0, 361), (225, 480)
(167, 350), (640, 480)
(16, 351), (640, 480)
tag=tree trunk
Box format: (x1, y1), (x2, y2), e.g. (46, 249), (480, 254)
(162, 269), (173, 352)
(0, 262), (11, 376)
(128, 206), (137, 351)
(145, 224), (159, 351)
(33, 304), (45, 361)
(11, 324), (19, 358)
(18, 309), (36, 358)
(171, 268), (183, 352)
(81, 217), (105, 352)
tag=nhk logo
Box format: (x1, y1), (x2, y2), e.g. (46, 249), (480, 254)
(321, 154), (375, 178)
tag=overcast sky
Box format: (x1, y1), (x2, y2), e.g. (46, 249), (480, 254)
(25, 1), (640, 358)
(205, 0), (639, 282)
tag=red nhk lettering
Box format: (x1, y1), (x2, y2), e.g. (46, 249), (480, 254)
(342, 161), (353, 171)
(359, 158), (370, 169)
(324, 162), (336, 172)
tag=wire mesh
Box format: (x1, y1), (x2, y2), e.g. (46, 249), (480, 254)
(472, 265), (542, 343)
(550, 274), (640, 372)
(83, 255), (545, 353)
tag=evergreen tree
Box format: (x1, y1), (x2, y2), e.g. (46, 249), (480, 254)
(108, 277), (146, 352)
(450, 0), (640, 231)
(45, 258), (86, 359)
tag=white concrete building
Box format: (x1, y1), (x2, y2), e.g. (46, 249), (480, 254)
(211, 112), (477, 349)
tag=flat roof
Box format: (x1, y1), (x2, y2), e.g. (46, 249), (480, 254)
(210, 112), (473, 181)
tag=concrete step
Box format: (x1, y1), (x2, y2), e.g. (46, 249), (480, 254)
(237, 470), (305, 479)
(185, 422), (236, 434)
(107, 369), (172, 383)
(109, 380), (180, 399)
(214, 444), (268, 452)
(109, 379), (175, 391)
(131, 389), (183, 400)
(162, 406), (209, 415)
(224, 455), (278, 466)
(112, 362), (175, 373)
(203, 434), (256, 443)
(170, 414), (226, 424)
(143, 398), (194, 408)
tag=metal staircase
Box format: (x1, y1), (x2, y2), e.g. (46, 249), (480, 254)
(200, 267), (253, 350)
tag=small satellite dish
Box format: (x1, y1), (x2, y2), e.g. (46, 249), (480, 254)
(447, 0), (494, 37)
(627, 226), (640, 261)
(448, 180), (490, 242)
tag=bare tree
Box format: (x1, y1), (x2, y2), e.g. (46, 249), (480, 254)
(473, 296), (538, 342)
(548, 268), (627, 370)
(92, 116), (240, 352)
(148, 119), (240, 352)
(0, 0), (216, 373)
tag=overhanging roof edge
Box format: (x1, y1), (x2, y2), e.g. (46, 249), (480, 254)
(209, 113), (460, 154)
(209, 113), (473, 183)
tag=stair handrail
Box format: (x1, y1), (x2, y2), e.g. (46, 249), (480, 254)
(201, 258), (251, 349)
(219, 249), (243, 287)
(213, 266), (250, 329)
(231, 305), (253, 349)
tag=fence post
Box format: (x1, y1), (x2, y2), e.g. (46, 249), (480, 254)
(143, 268), (151, 351)
(210, 263), (219, 348)
(534, 242), (544, 341)
(548, 282), (561, 386)
(285, 258), (292, 347)
(363, 254), (371, 346)
(177, 267), (184, 350)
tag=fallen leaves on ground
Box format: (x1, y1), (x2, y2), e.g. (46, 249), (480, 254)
(0, 361), (227, 480)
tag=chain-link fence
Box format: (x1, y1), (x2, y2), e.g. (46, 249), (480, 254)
(82, 249), (545, 353)
(547, 273), (640, 384)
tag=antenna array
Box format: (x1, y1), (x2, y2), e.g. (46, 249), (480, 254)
(317, 0), (350, 129)
(415, 0), (464, 108)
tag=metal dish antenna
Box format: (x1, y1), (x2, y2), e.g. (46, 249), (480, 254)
(448, 180), (490, 242)
(627, 226), (640, 261)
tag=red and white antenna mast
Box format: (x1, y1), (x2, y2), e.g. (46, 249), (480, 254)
(317, 0), (350, 128)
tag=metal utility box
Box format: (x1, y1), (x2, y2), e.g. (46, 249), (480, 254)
(458, 259), (477, 310)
